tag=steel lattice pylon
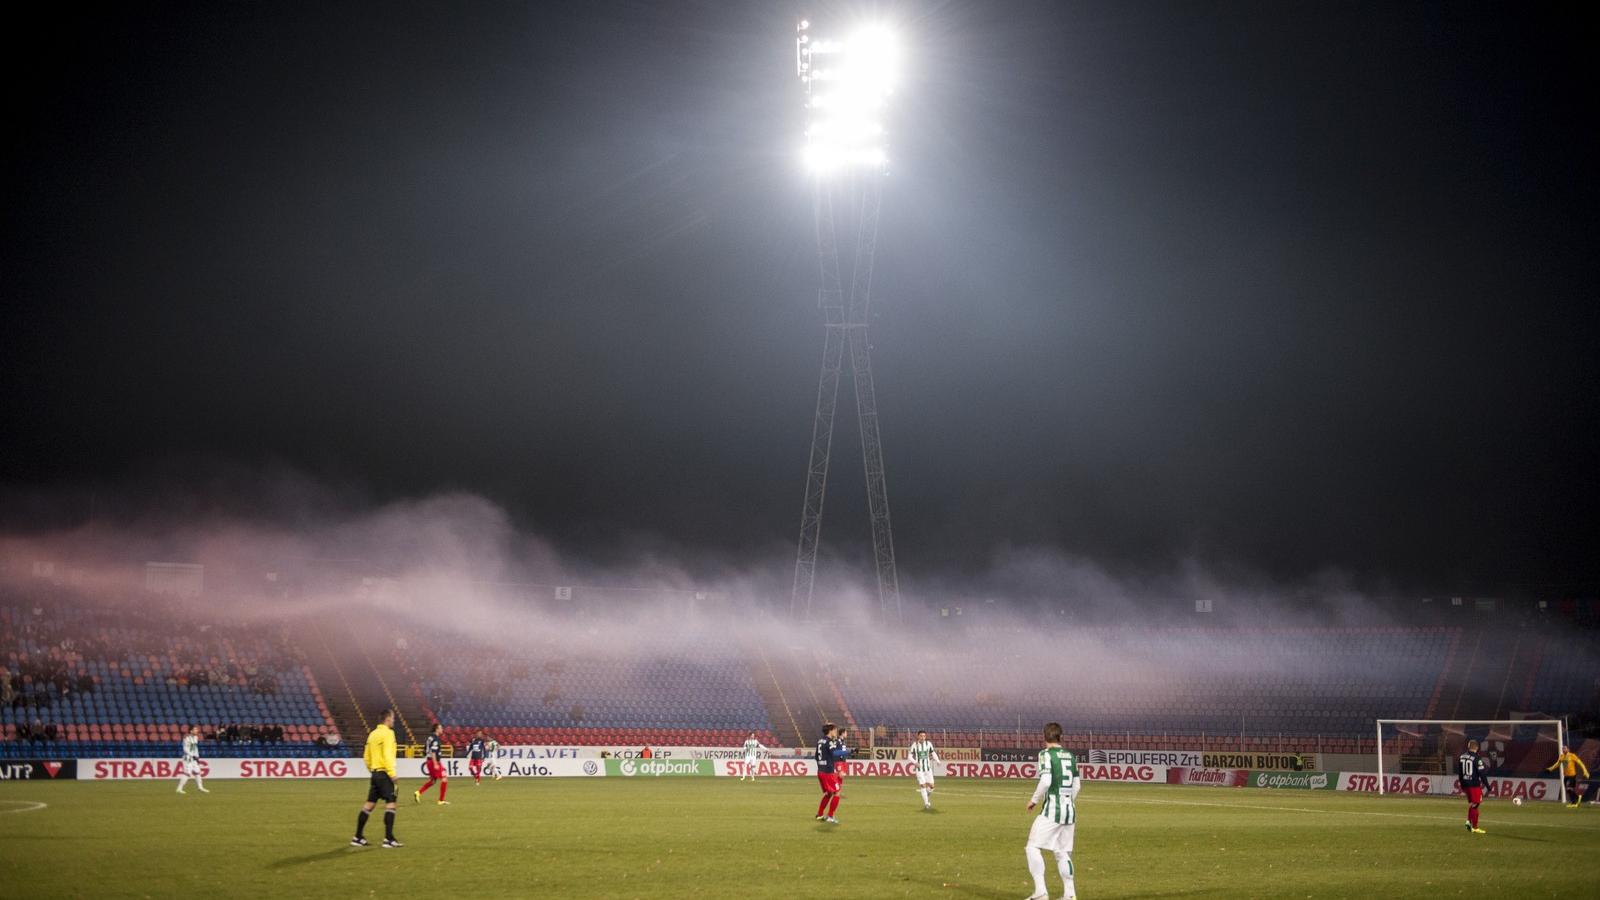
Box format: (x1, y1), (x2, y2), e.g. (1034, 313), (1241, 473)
(791, 174), (901, 622)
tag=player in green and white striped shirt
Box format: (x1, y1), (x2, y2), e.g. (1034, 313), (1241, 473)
(175, 724), (208, 795)
(1024, 722), (1079, 900)
(740, 732), (768, 781)
(909, 730), (940, 809)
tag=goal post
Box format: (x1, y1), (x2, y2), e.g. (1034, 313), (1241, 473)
(1375, 718), (1567, 802)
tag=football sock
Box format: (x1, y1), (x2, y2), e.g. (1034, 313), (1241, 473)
(920, 787), (930, 805)
(419, 779), (434, 795)
(818, 795), (830, 817)
(384, 810), (395, 841)
(439, 781), (448, 801)
(176, 774), (189, 792)
(1468, 803), (1479, 828)
(1026, 849), (1047, 897)
(1056, 852), (1074, 896)
(194, 775), (205, 791)
(827, 793), (841, 816)
(355, 809), (370, 839)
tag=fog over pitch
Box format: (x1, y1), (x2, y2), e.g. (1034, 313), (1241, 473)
(2, 2), (1596, 595)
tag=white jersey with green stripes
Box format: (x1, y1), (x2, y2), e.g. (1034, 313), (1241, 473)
(1034, 746), (1079, 825)
(182, 734), (200, 762)
(908, 740), (939, 775)
(743, 738), (764, 757)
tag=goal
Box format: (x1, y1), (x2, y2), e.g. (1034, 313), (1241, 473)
(1375, 718), (1568, 802)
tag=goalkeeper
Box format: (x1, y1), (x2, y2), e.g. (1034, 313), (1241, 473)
(1547, 744), (1590, 807)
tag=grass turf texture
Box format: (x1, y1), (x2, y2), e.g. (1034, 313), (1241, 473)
(2, 778), (1596, 898)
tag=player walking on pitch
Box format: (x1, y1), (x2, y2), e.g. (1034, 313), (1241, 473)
(909, 729), (940, 809)
(467, 730), (489, 785)
(741, 731), (768, 781)
(175, 724), (208, 794)
(814, 723), (851, 823)
(1458, 738), (1488, 833)
(352, 708), (402, 848)
(484, 736), (502, 780)
(415, 722), (450, 805)
(1024, 722), (1079, 900)
(1547, 744), (1590, 807)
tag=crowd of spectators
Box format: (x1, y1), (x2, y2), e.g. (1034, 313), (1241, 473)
(2, 583), (328, 749)
(211, 723), (287, 744)
(171, 662), (279, 694)
(13, 719), (59, 742)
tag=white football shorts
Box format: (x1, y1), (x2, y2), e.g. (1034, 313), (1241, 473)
(1026, 816), (1075, 855)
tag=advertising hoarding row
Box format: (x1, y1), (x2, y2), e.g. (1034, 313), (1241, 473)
(48, 745), (1560, 801)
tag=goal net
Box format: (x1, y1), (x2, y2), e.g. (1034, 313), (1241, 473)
(1375, 719), (1568, 803)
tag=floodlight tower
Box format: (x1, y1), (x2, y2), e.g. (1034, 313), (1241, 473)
(791, 19), (902, 622)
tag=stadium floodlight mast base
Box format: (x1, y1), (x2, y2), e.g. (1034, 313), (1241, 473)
(791, 17), (903, 624)
(1375, 718), (1566, 802)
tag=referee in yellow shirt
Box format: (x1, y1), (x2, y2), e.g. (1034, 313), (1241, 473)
(1547, 744), (1590, 807)
(352, 709), (403, 847)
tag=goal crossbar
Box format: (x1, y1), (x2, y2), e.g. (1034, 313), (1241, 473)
(1375, 718), (1566, 801)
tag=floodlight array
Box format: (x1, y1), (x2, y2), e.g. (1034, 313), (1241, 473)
(796, 19), (900, 174)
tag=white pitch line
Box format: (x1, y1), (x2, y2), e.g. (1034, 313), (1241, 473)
(0, 800), (48, 815)
(934, 789), (1600, 832)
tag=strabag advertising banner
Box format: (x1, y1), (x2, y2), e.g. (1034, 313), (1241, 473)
(1338, 772), (1556, 801)
(717, 759), (1054, 779)
(84, 758), (362, 780)
(81, 756), (605, 780)
(1079, 763), (1165, 783)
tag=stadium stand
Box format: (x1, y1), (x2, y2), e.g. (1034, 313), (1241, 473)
(825, 627), (1456, 753)
(3, 575), (1595, 766)
(1, 588), (341, 758)
(393, 631), (780, 749)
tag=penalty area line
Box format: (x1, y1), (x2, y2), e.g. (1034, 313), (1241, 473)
(0, 800), (48, 814)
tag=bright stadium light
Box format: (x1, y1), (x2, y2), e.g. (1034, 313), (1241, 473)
(790, 16), (906, 622)
(796, 19), (901, 174)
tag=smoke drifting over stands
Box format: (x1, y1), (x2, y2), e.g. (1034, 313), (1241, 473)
(3, 479), (1596, 762)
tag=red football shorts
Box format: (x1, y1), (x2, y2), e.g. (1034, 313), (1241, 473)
(818, 772), (842, 794)
(1465, 786), (1483, 804)
(426, 759), (447, 780)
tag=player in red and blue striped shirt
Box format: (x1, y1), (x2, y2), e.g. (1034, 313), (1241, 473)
(414, 722), (449, 805)
(1457, 739), (1487, 834)
(814, 723), (851, 824)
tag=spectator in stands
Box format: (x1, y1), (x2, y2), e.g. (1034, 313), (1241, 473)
(0, 669), (12, 705)
(43, 722), (58, 742)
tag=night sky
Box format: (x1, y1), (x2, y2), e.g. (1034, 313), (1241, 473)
(3, 1), (1596, 593)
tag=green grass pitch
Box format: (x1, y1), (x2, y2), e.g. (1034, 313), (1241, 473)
(2, 778), (1596, 898)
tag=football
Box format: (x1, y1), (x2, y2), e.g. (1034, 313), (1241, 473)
(1512, 797), (1523, 806)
